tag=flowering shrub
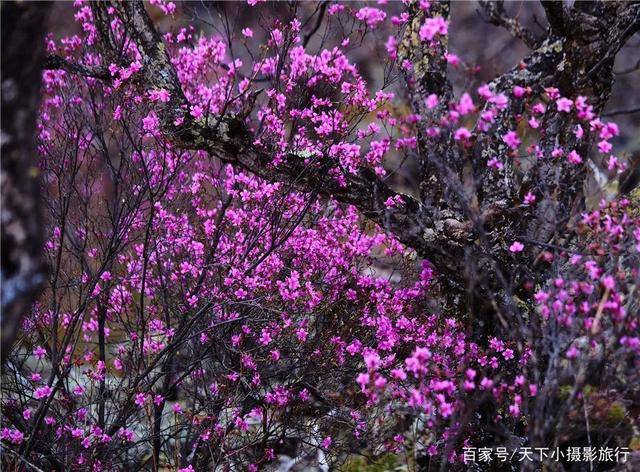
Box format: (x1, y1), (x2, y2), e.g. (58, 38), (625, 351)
(2, 1), (639, 471)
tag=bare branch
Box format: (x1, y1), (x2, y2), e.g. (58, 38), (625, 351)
(44, 54), (111, 80)
(480, 1), (542, 49)
(602, 105), (640, 117)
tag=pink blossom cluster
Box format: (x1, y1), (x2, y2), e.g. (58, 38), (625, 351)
(534, 200), (640, 355)
(3, 1), (637, 470)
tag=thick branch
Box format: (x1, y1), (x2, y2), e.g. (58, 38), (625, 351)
(540, 0), (566, 35)
(44, 54), (111, 80)
(397, 1), (456, 206)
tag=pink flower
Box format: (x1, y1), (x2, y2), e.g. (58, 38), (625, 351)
(391, 368), (407, 380)
(134, 392), (146, 406)
(328, 4), (344, 15)
(363, 351), (380, 370)
(356, 372), (370, 390)
(440, 402), (453, 417)
(113, 105), (122, 120)
(419, 16), (448, 41)
(33, 345), (47, 359)
(513, 86), (526, 98)
(295, 328), (307, 342)
(480, 377), (494, 389)
(509, 241), (524, 253)
(574, 124), (584, 139)
(556, 97), (573, 112)
(426, 126), (440, 137)
(477, 84), (493, 100)
(487, 157), (503, 170)
(157, 1), (176, 15)
(259, 329), (272, 345)
(444, 52), (459, 66)
(502, 131), (521, 150)
(355, 7), (387, 28)
(523, 192), (536, 205)
(419, 0), (431, 11)
(235, 416), (248, 430)
(425, 94), (439, 109)
(489, 93), (508, 110)
(120, 428), (135, 441)
(566, 345), (579, 359)
(567, 150), (582, 164)
(190, 104), (204, 120)
(241, 28), (253, 38)
(454, 127), (471, 141)
(4, 429), (24, 444)
(321, 436), (332, 449)
(271, 29), (283, 45)
(532, 103), (546, 115)
(148, 89), (170, 103)
(142, 113), (159, 132)
(545, 87), (560, 100)
(597, 140), (612, 154)
(457, 93), (474, 115)
(602, 275), (615, 290)
(34, 385), (53, 399)
(385, 35), (398, 59)
(600, 122), (619, 139)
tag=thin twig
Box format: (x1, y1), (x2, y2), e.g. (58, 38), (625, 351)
(5, 449), (46, 472)
(602, 106), (640, 117)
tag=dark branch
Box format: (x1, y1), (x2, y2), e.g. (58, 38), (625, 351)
(44, 54), (111, 80)
(540, 0), (566, 35)
(602, 106), (640, 117)
(480, 1), (542, 49)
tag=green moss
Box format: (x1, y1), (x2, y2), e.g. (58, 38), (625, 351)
(558, 385), (573, 399)
(343, 454), (404, 472)
(582, 385), (595, 398)
(605, 402), (627, 425)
